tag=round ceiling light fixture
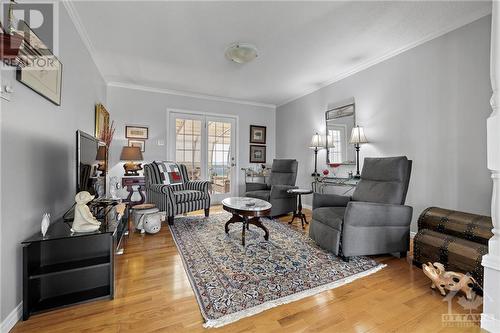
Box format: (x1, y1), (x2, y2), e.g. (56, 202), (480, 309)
(224, 43), (258, 64)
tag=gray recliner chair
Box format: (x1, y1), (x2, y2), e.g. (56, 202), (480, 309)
(309, 156), (413, 260)
(245, 159), (298, 216)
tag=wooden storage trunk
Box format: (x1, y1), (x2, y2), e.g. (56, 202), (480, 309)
(413, 207), (492, 286)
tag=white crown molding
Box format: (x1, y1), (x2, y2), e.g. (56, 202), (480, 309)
(61, 0), (107, 83)
(107, 81), (276, 109)
(1, 302), (22, 333)
(277, 7), (492, 107)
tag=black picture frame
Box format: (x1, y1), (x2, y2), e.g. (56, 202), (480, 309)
(250, 125), (266, 144)
(125, 126), (149, 139)
(250, 145), (266, 163)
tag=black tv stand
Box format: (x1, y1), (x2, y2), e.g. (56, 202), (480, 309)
(22, 209), (128, 320)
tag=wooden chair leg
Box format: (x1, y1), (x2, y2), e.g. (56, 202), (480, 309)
(168, 216), (174, 225)
(204, 208), (209, 217)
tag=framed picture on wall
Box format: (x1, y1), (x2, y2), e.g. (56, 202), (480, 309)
(16, 20), (63, 106)
(250, 125), (266, 144)
(128, 139), (145, 152)
(250, 145), (266, 163)
(95, 103), (109, 138)
(126, 126), (149, 139)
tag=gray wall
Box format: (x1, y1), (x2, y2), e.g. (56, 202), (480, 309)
(0, 7), (107, 321)
(276, 16), (493, 230)
(106, 85), (276, 196)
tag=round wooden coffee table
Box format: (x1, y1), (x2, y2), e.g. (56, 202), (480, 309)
(222, 197), (272, 246)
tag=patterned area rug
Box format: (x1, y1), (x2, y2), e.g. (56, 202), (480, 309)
(169, 213), (385, 328)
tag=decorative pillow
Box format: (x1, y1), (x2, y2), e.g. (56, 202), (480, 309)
(155, 161), (183, 185)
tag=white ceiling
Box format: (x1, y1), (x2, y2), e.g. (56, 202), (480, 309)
(69, 1), (491, 107)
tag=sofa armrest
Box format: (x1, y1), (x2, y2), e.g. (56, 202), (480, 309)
(148, 183), (174, 195)
(246, 182), (268, 192)
(270, 185), (298, 199)
(344, 201), (413, 227)
(313, 193), (350, 209)
(185, 180), (211, 193)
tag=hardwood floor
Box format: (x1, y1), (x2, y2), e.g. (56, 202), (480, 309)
(12, 206), (485, 333)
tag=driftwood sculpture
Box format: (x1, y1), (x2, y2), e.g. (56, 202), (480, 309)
(422, 262), (477, 300)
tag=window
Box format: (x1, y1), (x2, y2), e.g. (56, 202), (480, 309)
(208, 121), (232, 194)
(329, 129), (342, 163)
(175, 119), (202, 180)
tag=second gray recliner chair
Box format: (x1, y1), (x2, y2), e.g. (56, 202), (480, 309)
(309, 156), (413, 261)
(245, 159), (298, 216)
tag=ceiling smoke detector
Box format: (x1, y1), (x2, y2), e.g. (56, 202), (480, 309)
(224, 43), (258, 64)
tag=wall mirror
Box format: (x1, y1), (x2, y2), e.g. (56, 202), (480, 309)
(325, 102), (356, 165)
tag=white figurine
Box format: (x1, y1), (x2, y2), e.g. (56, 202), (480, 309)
(71, 191), (101, 233)
(41, 213), (50, 237)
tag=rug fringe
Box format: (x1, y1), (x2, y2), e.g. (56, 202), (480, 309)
(202, 263), (387, 328)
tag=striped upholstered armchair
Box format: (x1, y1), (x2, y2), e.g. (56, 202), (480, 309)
(144, 162), (211, 225)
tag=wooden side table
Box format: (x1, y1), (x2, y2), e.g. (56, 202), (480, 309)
(287, 188), (313, 229)
(122, 176), (146, 206)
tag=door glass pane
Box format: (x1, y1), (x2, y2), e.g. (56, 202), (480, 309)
(208, 121), (232, 194)
(175, 118), (202, 180)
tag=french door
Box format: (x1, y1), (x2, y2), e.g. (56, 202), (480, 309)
(168, 111), (237, 203)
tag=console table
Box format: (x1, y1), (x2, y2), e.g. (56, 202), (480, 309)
(22, 207), (128, 320)
(312, 177), (360, 195)
(122, 176), (145, 206)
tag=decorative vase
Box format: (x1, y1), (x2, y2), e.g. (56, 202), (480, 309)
(131, 185), (142, 202)
(41, 213), (50, 237)
(109, 176), (120, 199)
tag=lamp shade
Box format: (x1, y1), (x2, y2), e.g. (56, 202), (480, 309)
(309, 132), (324, 149)
(120, 146), (143, 161)
(349, 126), (368, 144)
(95, 146), (107, 161)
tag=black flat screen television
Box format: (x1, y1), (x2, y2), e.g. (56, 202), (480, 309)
(76, 130), (106, 197)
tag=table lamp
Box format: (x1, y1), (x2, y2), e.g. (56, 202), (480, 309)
(120, 146), (144, 176)
(349, 126), (368, 178)
(95, 146), (107, 176)
(309, 132), (324, 177)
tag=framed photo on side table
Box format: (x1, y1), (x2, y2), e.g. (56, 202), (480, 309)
(250, 125), (266, 144)
(250, 145), (266, 163)
(126, 126), (149, 139)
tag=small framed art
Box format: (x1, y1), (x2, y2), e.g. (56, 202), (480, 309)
(95, 103), (109, 138)
(250, 145), (266, 163)
(128, 139), (145, 152)
(126, 126), (149, 139)
(250, 125), (266, 144)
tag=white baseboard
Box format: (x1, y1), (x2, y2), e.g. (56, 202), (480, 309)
(1, 302), (22, 333)
(481, 313), (500, 333)
(303, 204), (312, 210)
